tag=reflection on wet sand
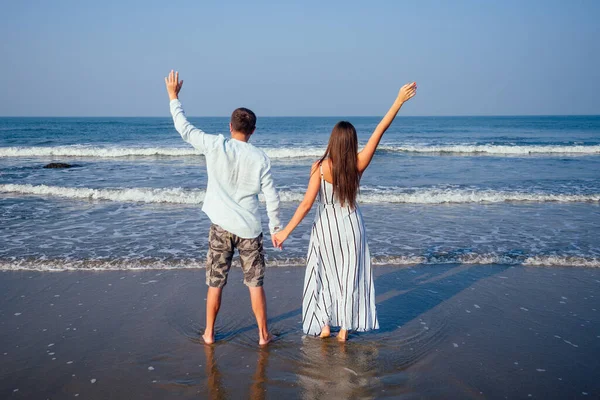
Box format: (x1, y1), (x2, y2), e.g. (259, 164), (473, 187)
(250, 349), (269, 400)
(203, 345), (269, 400)
(297, 338), (381, 399)
(203, 345), (227, 400)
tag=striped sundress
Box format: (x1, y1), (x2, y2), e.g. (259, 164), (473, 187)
(302, 164), (379, 336)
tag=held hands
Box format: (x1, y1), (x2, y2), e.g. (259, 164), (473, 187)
(165, 70), (184, 101)
(272, 230), (289, 250)
(397, 82), (417, 104)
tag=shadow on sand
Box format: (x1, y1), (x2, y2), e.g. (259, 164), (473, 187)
(224, 263), (509, 338)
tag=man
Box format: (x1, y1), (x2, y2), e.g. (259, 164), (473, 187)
(165, 70), (281, 345)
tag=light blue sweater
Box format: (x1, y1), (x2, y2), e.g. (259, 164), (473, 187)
(170, 99), (281, 239)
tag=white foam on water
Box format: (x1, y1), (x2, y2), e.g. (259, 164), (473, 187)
(0, 145), (325, 159)
(371, 254), (600, 268)
(0, 184), (206, 204)
(378, 254), (499, 266)
(2, 184), (599, 205)
(356, 189), (600, 204)
(0, 145), (200, 158)
(265, 147), (325, 158)
(1, 254), (598, 272)
(0, 258), (206, 272)
(382, 144), (600, 155)
(1, 144), (599, 159)
(523, 255), (600, 268)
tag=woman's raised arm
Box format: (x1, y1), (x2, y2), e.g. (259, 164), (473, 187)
(357, 82), (417, 173)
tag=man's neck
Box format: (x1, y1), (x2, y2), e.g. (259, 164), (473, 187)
(231, 132), (251, 143)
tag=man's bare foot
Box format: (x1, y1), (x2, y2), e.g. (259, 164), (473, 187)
(337, 329), (349, 342)
(259, 333), (274, 346)
(202, 331), (215, 345)
(319, 325), (331, 338)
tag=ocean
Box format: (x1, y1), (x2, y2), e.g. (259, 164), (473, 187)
(1, 115), (599, 271)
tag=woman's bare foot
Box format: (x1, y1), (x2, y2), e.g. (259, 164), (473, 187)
(259, 333), (274, 346)
(337, 329), (349, 342)
(319, 325), (331, 338)
(202, 331), (215, 345)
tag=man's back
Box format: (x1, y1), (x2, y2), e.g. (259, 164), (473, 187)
(170, 99), (281, 239)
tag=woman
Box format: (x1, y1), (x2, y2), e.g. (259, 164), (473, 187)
(273, 83), (417, 341)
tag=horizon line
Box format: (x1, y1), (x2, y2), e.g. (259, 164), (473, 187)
(1, 114), (599, 118)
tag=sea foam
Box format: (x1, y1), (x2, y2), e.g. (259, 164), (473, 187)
(0, 184), (206, 204)
(381, 144), (600, 155)
(1, 184), (599, 205)
(0, 145), (325, 159)
(1, 143), (599, 159)
(1, 253), (598, 271)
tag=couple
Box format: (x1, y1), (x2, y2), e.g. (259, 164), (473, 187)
(165, 70), (417, 345)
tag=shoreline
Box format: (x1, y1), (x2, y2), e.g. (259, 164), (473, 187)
(2, 257), (600, 272)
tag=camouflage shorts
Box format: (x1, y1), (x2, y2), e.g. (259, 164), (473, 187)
(206, 224), (265, 288)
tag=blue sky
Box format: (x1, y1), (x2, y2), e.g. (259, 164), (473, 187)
(0, 0), (598, 116)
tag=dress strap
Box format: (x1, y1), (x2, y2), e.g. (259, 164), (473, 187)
(318, 162), (326, 204)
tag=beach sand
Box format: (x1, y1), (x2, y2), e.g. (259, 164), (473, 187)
(1, 264), (599, 399)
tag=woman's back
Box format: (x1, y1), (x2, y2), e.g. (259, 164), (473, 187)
(318, 158), (361, 207)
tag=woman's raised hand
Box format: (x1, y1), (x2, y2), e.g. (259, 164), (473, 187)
(397, 82), (417, 103)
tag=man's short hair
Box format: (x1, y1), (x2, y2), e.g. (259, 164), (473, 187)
(231, 108), (256, 135)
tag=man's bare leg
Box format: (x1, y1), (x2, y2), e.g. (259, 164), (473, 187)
(203, 287), (223, 344)
(249, 286), (273, 345)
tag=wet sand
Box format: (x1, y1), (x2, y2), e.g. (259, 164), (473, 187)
(1, 264), (599, 399)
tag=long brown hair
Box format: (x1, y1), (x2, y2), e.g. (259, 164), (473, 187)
(318, 121), (360, 208)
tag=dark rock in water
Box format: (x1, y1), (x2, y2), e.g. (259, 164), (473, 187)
(43, 163), (73, 169)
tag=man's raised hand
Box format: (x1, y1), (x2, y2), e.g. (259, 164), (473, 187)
(165, 70), (183, 101)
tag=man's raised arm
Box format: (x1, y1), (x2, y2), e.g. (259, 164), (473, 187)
(165, 70), (217, 154)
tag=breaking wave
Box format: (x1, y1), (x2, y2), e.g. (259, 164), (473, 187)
(1, 184), (599, 205)
(0, 145), (325, 159)
(1, 253), (598, 271)
(381, 144), (600, 155)
(1, 143), (599, 159)
(0, 184), (207, 204)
